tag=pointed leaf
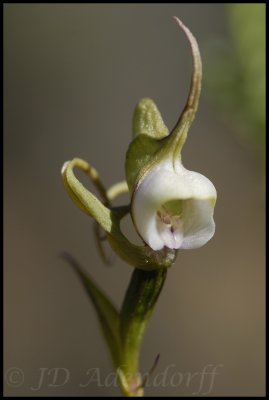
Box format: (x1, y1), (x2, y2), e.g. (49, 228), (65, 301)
(61, 253), (121, 368)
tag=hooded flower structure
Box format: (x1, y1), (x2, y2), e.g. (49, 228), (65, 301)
(128, 17), (217, 252)
(132, 158), (216, 251)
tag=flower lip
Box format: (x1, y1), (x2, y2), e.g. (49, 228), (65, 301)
(131, 158), (216, 251)
(156, 208), (184, 249)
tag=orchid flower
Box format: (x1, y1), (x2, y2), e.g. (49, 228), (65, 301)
(132, 158), (216, 251)
(127, 17), (217, 252)
(61, 17), (217, 397)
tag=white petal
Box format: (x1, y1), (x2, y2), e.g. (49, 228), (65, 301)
(181, 199), (215, 249)
(159, 226), (176, 248)
(132, 159), (216, 250)
(172, 226), (184, 249)
(132, 161), (180, 250)
(174, 160), (217, 200)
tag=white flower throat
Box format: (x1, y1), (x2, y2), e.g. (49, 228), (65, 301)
(132, 159), (216, 251)
(156, 203), (184, 249)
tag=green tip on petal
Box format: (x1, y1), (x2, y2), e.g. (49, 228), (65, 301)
(132, 98), (169, 139)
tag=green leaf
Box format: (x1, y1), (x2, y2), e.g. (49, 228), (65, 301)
(61, 253), (121, 368)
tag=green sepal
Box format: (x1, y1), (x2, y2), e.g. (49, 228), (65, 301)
(61, 253), (121, 368)
(61, 158), (113, 233)
(125, 99), (169, 193)
(132, 98), (169, 139)
(62, 158), (176, 271)
(125, 134), (162, 192)
(125, 18), (203, 193)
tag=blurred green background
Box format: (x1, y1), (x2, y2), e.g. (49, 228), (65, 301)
(4, 4), (265, 397)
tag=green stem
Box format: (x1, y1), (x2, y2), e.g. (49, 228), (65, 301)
(118, 268), (167, 396)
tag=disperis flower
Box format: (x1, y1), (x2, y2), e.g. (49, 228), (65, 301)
(126, 17), (217, 252)
(131, 158), (216, 251)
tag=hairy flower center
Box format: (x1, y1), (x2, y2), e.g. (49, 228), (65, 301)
(156, 208), (184, 249)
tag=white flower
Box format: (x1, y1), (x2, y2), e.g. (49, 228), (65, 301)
(131, 158), (216, 251)
(127, 17), (217, 253)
